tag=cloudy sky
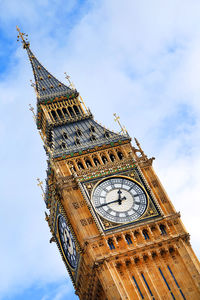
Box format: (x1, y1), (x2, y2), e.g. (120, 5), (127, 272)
(1, 0), (200, 299)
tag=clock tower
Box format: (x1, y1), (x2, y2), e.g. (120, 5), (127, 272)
(18, 28), (200, 299)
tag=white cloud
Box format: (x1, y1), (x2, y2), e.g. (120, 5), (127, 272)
(0, 0), (200, 298)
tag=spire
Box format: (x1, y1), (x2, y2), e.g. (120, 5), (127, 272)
(17, 26), (77, 102)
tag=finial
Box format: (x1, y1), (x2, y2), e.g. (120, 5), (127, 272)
(29, 104), (36, 121)
(30, 80), (35, 88)
(37, 178), (45, 198)
(16, 26), (30, 48)
(29, 104), (47, 144)
(45, 211), (49, 221)
(30, 80), (39, 97)
(64, 72), (75, 89)
(50, 236), (56, 243)
(29, 105), (56, 171)
(79, 94), (89, 114)
(113, 113), (128, 135)
(134, 137), (145, 156)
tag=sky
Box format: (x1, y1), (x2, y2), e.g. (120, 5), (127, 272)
(0, 0), (200, 299)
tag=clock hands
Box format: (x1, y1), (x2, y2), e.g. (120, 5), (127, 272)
(63, 229), (71, 248)
(96, 198), (122, 208)
(66, 237), (71, 247)
(117, 189), (126, 205)
(96, 189), (126, 208)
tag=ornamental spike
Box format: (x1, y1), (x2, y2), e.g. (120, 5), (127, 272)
(16, 26), (30, 48)
(36, 177), (45, 198)
(113, 113), (128, 135)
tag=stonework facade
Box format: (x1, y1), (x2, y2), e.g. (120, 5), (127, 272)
(18, 27), (200, 299)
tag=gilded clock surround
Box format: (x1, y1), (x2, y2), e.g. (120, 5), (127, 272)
(80, 171), (160, 232)
(18, 27), (200, 300)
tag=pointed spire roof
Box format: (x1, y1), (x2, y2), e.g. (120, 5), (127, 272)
(17, 27), (77, 102)
(26, 47), (77, 101)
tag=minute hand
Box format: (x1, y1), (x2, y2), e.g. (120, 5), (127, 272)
(96, 197), (126, 209)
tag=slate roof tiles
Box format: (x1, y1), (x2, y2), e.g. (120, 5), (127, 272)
(26, 47), (76, 102)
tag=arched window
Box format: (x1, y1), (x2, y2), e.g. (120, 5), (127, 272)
(68, 106), (75, 117)
(77, 162), (84, 170)
(62, 108), (69, 119)
(73, 105), (80, 115)
(117, 151), (123, 160)
(57, 109), (64, 120)
(125, 234), (133, 245)
(110, 153), (115, 162)
(51, 110), (57, 121)
(101, 156), (108, 164)
(143, 229), (150, 240)
(108, 239), (115, 250)
(93, 158), (100, 166)
(85, 160), (92, 168)
(160, 224), (167, 235)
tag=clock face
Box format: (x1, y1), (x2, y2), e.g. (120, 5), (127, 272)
(92, 177), (148, 224)
(58, 215), (77, 269)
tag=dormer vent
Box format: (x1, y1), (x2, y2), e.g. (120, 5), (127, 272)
(90, 125), (95, 132)
(62, 131), (68, 140)
(75, 137), (81, 145)
(76, 128), (82, 136)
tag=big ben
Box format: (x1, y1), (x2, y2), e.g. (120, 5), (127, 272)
(17, 27), (200, 299)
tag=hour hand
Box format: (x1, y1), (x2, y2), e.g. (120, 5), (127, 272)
(66, 237), (70, 247)
(117, 189), (126, 205)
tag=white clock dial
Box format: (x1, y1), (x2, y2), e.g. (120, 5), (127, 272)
(92, 177), (148, 223)
(58, 215), (77, 269)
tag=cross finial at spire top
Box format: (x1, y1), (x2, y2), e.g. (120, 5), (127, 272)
(64, 72), (75, 89)
(36, 178), (45, 199)
(16, 26), (30, 48)
(113, 113), (128, 135)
